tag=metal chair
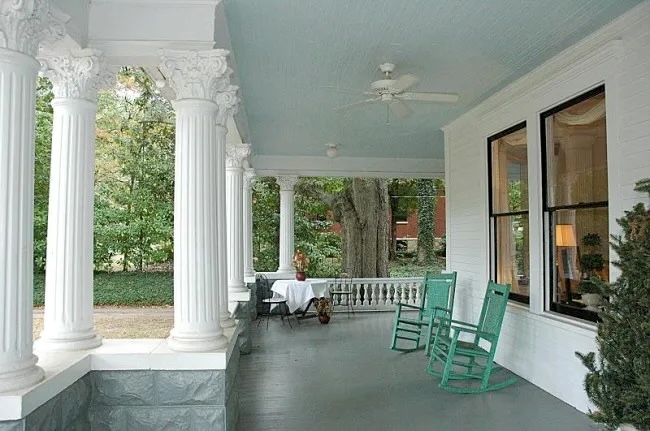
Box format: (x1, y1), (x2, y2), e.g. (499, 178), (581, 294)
(425, 280), (517, 393)
(255, 274), (296, 330)
(331, 273), (355, 317)
(390, 271), (457, 354)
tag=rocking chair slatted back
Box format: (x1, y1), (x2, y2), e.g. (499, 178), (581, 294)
(476, 281), (510, 340)
(390, 271), (457, 353)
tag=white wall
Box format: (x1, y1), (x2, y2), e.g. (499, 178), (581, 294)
(443, 1), (650, 412)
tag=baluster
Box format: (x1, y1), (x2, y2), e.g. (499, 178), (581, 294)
(409, 283), (422, 305)
(356, 281), (363, 307)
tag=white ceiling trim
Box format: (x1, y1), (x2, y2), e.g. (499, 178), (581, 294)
(252, 155), (444, 179)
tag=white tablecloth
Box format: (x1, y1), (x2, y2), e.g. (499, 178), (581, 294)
(271, 279), (329, 313)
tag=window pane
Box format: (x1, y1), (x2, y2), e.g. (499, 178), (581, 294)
(544, 90), (607, 208)
(491, 127), (528, 213)
(494, 214), (529, 299)
(550, 207), (609, 319)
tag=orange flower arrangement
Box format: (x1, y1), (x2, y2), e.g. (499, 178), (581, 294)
(292, 250), (309, 272)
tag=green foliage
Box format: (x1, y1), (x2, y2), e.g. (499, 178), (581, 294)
(578, 232), (605, 294)
(416, 179), (436, 263)
(252, 178), (280, 272)
(34, 78), (54, 271)
(94, 68), (175, 270)
(294, 177), (342, 277)
(576, 178), (650, 431)
(388, 258), (445, 278)
(34, 272), (173, 307)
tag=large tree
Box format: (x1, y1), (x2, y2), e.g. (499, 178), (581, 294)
(336, 178), (390, 277)
(94, 68), (175, 271)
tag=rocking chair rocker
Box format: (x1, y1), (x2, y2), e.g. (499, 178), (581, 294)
(426, 280), (517, 393)
(390, 271), (457, 354)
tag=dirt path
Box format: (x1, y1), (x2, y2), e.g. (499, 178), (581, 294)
(33, 307), (174, 340)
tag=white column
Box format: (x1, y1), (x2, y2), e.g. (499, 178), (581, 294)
(159, 49), (232, 351)
(0, 0), (63, 392)
(226, 143), (250, 293)
(276, 176), (299, 274)
(37, 49), (112, 351)
(243, 169), (257, 279)
(215, 88), (239, 328)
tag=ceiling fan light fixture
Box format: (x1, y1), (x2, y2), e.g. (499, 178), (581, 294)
(325, 143), (339, 158)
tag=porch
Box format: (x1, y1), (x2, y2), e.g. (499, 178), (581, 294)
(239, 312), (597, 431)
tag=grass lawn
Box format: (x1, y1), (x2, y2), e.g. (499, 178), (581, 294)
(33, 271), (173, 307)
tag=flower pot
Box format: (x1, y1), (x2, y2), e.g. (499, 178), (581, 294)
(318, 314), (330, 324)
(295, 271), (306, 281)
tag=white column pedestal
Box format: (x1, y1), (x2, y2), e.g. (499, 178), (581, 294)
(0, 49), (44, 392)
(276, 176), (299, 275)
(226, 143), (250, 293)
(243, 169), (256, 280)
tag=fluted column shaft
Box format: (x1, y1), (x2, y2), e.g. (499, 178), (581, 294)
(215, 126), (235, 328)
(276, 176), (299, 273)
(0, 48), (44, 393)
(38, 50), (111, 351)
(169, 99), (227, 350)
(226, 144), (250, 293)
(243, 169), (256, 278)
(159, 48), (239, 349)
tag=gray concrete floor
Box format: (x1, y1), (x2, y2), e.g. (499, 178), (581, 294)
(238, 312), (600, 431)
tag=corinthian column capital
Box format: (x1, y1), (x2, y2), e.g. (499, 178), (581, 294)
(244, 168), (257, 188)
(276, 175), (299, 191)
(0, 0), (65, 56)
(226, 143), (250, 168)
(39, 49), (113, 100)
(158, 49), (232, 100)
(215, 84), (239, 126)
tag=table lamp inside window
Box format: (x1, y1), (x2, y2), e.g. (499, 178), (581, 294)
(555, 224), (577, 303)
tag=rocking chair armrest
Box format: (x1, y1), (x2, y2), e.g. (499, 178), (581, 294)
(436, 317), (479, 329)
(429, 306), (452, 316)
(449, 325), (495, 342)
(396, 303), (424, 311)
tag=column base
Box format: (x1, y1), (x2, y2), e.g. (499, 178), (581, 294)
(220, 315), (236, 328)
(0, 355), (44, 393)
(36, 330), (102, 352)
(228, 282), (248, 293)
(167, 330), (229, 352)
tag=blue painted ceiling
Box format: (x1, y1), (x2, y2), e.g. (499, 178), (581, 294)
(223, 0), (642, 160)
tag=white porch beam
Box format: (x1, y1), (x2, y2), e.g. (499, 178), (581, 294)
(276, 176), (299, 275)
(225, 143), (251, 293)
(37, 49), (113, 351)
(158, 49), (232, 352)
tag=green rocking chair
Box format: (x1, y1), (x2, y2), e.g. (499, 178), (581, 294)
(390, 271), (457, 354)
(425, 280), (518, 393)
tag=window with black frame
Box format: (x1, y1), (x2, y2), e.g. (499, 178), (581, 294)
(488, 122), (530, 304)
(541, 85), (608, 322)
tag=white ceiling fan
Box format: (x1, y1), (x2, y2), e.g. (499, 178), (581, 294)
(336, 63), (459, 119)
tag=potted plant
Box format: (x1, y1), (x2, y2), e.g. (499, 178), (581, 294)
(292, 250), (309, 281)
(314, 297), (332, 324)
(576, 178), (650, 431)
(578, 232), (605, 308)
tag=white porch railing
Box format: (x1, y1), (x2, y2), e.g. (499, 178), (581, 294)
(327, 277), (424, 311)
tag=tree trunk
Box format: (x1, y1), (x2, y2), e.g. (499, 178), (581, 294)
(417, 179), (435, 264)
(338, 178), (390, 278)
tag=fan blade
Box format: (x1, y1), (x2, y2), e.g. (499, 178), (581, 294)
(390, 99), (413, 118)
(392, 74), (420, 92)
(400, 92), (459, 103)
(336, 97), (380, 111)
